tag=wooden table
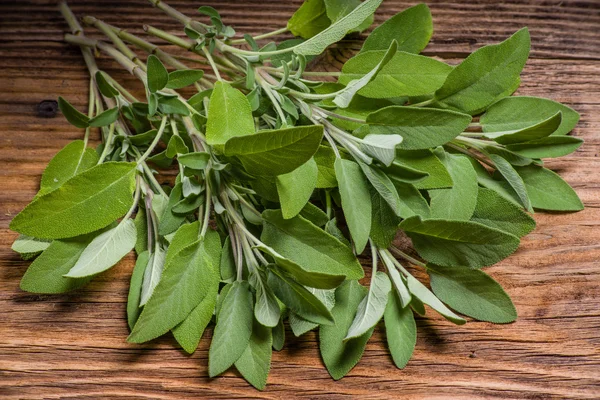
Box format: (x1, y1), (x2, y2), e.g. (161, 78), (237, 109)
(1, 1), (599, 398)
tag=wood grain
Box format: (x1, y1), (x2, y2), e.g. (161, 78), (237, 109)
(1, 0), (599, 398)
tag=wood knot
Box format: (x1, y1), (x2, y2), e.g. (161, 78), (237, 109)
(37, 100), (58, 118)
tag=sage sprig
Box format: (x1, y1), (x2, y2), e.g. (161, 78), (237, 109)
(11, 0), (584, 389)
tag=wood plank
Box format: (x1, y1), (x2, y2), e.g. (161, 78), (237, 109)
(1, 0), (599, 398)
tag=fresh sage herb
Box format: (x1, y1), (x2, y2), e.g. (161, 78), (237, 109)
(11, 0), (584, 389)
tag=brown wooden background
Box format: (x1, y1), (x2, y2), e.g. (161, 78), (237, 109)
(1, 0), (599, 398)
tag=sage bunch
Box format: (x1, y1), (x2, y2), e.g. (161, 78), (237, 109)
(10, 0), (584, 389)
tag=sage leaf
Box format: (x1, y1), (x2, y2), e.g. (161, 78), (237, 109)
(166, 135), (188, 158)
(392, 181), (431, 219)
(386, 264), (411, 308)
(146, 54), (168, 93)
(127, 250), (149, 330)
(432, 28), (530, 115)
(267, 269), (334, 325)
(209, 281), (254, 377)
(293, 0), (383, 55)
(166, 69), (204, 89)
(394, 149), (453, 190)
(20, 237), (95, 294)
(157, 96), (190, 116)
(95, 71), (119, 98)
(366, 106), (471, 150)
(340, 51), (451, 99)
(287, 0), (331, 39)
(11, 235), (51, 256)
(129, 231), (220, 343)
(483, 112), (562, 145)
(345, 271), (391, 340)
(324, 0), (373, 33)
(471, 188), (535, 238)
(333, 40), (398, 108)
(88, 107), (120, 127)
(11, 162), (137, 239)
(58, 96), (89, 128)
(361, 4), (432, 54)
(276, 158), (318, 219)
(369, 190), (400, 248)
(314, 145), (338, 188)
(38, 140), (98, 197)
(272, 318), (285, 351)
(480, 96), (580, 136)
(178, 152), (210, 170)
(261, 210), (362, 284)
(360, 134), (403, 167)
(335, 158), (371, 253)
(206, 81), (255, 146)
(384, 291), (416, 369)
(516, 165), (583, 211)
(139, 246), (166, 306)
(251, 269), (281, 327)
(429, 153), (478, 220)
(234, 319), (273, 390)
(506, 136), (583, 159)
(405, 273), (466, 325)
(65, 219), (136, 278)
(489, 154), (532, 212)
(400, 216), (520, 268)
(360, 163), (401, 215)
(429, 264), (517, 323)
(172, 278), (218, 353)
(469, 158), (522, 206)
(299, 202), (329, 227)
(320, 280), (373, 380)
(224, 125), (323, 176)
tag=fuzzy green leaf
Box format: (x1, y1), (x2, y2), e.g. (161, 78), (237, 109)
(206, 81), (255, 146)
(429, 153), (478, 220)
(384, 291), (416, 369)
(345, 271), (391, 340)
(287, 0), (331, 39)
(276, 158), (318, 219)
(471, 188), (535, 238)
(166, 69), (204, 89)
(146, 55), (169, 93)
(516, 165), (584, 211)
(235, 319), (273, 390)
(127, 250), (149, 330)
(58, 96), (89, 128)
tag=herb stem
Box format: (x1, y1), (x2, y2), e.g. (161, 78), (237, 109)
(229, 27), (289, 44)
(202, 46), (222, 81)
(97, 123), (116, 164)
(138, 116), (168, 163)
(410, 98), (435, 107)
(200, 172), (212, 238)
(122, 175), (143, 221)
(389, 247), (427, 268)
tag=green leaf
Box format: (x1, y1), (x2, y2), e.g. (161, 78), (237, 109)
(489, 154), (532, 212)
(480, 96), (580, 137)
(335, 159), (371, 253)
(369, 190), (400, 248)
(127, 250), (149, 330)
(38, 140), (99, 197)
(129, 232), (220, 343)
(293, 0), (383, 55)
(134, 208), (147, 255)
(206, 81), (255, 147)
(314, 145), (338, 188)
(172, 278), (218, 353)
(429, 153), (478, 220)
(276, 158), (318, 219)
(483, 112), (562, 145)
(334, 41), (398, 108)
(299, 202), (329, 227)
(432, 28), (530, 115)
(429, 264), (517, 323)
(506, 136), (583, 159)
(209, 281), (254, 377)
(95, 71), (119, 98)
(384, 291), (416, 369)
(345, 271), (391, 340)
(392, 181), (431, 219)
(288, 289), (335, 336)
(324, 0), (373, 32)
(157, 184), (186, 236)
(11, 235), (51, 255)
(157, 96), (190, 116)
(146, 54), (169, 93)
(166, 69), (204, 89)
(224, 125), (323, 176)
(261, 209), (363, 283)
(405, 273), (466, 324)
(361, 4), (432, 54)
(400, 216), (520, 268)
(20, 237), (95, 294)
(268, 269), (334, 325)
(235, 319), (273, 390)
(177, 152), (210, 169)
(360, 134), (403, 167)
(360, 163), (401, 215)
(386, 262), (411, 308)
(58, 96), (89, 128)
(320, 280), (373, 380)
(469, 158), (522, 206)
(471, 188), (535, 238)
(393, 149), (453, 190)
(64, 219), (136, 277)
(516, 165), (583, 211)
(366, 107), (472, 150)
(252, 270), (281, 328)
(11, 162), (137, 239)
(287, 0), (331, 39)
(340, 51), (451, 99)
(88, 107), (120, 127)
(272, 318), (285, 351)
(166, 135), (189, 158)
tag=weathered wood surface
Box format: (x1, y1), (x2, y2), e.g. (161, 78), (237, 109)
(1, 0), (599, 398)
